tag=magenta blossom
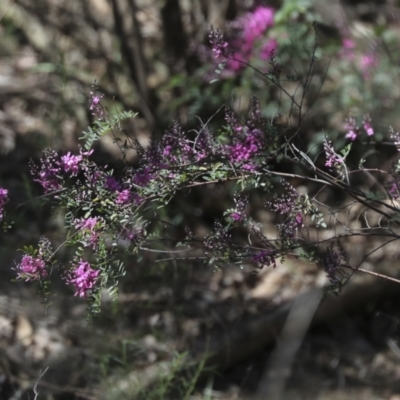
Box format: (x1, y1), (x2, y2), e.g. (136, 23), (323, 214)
(360, 54), (378, 80)
(227, 6), (275, 72)
(363, 115), (374, 136)
(89, 88), (105, 120)
(37, 170), (62, 192)
(260, 38), (278, 60)
(229, 193), (249, 223)
(341, 38), (356, 61)
(61, 149), (93, 176)
(74, 217), (100, 231)
(209, 27), (229, 59)
(228, 128), (263, 163)
(67, 260), (99, 298)
(344, 117), (358, 141)
(239, 6), (275, 51)
(116, 189), (132, 205)
(31, 149), (62, 193)
(230, 212), (243, 222)
(17, 255), (48, 281)
(324, 138), (344, 171)
(295, 212), (304, 228)
(0, 188), (9, 221)
(62, 153), (82, 176)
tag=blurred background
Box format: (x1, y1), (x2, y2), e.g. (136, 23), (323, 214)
(1, 0), (400, 398)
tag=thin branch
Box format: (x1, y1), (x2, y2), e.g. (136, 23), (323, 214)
(33, 366), (49, 400)
(345, 266), (400, 285)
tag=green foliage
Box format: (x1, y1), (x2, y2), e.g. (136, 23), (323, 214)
(101, 350), (211, 400)
(81, 110), (138, 150)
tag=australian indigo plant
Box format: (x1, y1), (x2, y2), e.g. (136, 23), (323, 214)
(2, 19), (400, 315)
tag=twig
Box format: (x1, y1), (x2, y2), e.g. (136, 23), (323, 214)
(33, 366), (49, 400)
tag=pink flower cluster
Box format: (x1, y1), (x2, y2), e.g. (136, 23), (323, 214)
(228, 128), (263, 169)
(341, 38), (356, 61)
(116, 189), (132, 205)
(324, 138), (343, 171)
(89, 82), (104, 120)
(103, 175), (143, 206)
(210, 7), (276, 73)
(344, 115), (374, 141)
(61, 153), (84, 176)
(240, 6), (275, 51)
(267, 181), (304, 237)
(229, 193), (249, 222)
(17, 254), (48, 281)
(67, 260), (99, 298)
(229, 6), (276, 71)
(32, 148), (93, 193)
(340, 38), (378, 80)
(0, 188), (8, 221)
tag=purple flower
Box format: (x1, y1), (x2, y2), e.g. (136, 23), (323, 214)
(228, 128), (263, 164)
(225, 6), (275, 71)
(241, 6), (275, 48)
(120, 226), (145, 243)
(363, 115), (374, 136)
(322, 243), (349, 286)
(229, 193), (249, 223)
(116, 189), (132, 205)
(295, 212), (304, 228)
(133, 167), (152, 187)
(163, 145), (173, 157)
(104, 176), (121, 191)
(0, 188), (9, 221)
(161, 121), (195, 164)
(360, 53), (377, 80)
(209, 27), (229, 59)
(31, 149), (62, 193)
(341, 38), (355, 61)
(344, 117), (359, 141)
(61, 149), (93, 176)
(252, 250), (277, 268)
(231, 212), (243, 222)
(89, 82), (104, 120)
(17, 255), (48, 281)
(389, 179), (400, 199)
(74, 217), (99, 231)
(267, 181), (305, 238)
(268, 181), (298, 215)
(38, 171), (61, 192)
(323, 138), (343, 170)
(61, 152), (83, 176)
(388, 168), (400, 199)
(260, 38), (278, 60)
(67, 261), (99, 298)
